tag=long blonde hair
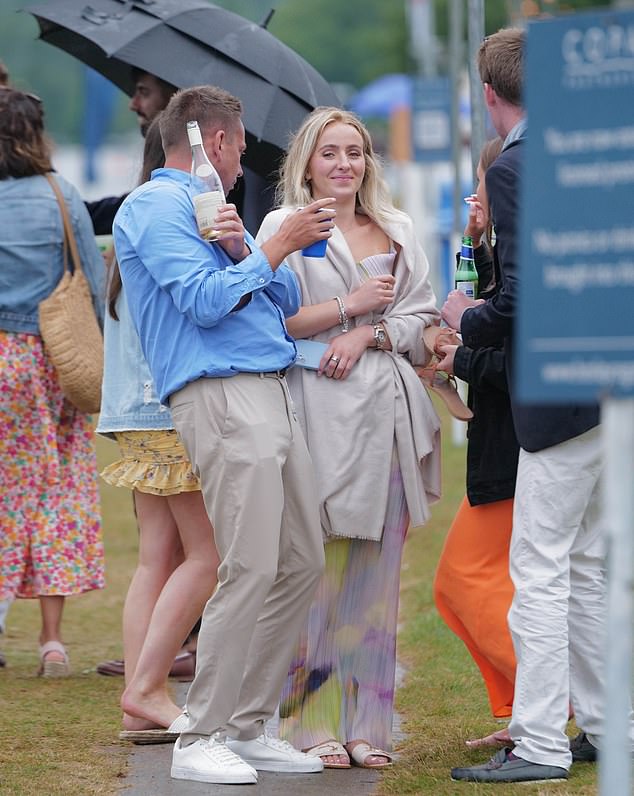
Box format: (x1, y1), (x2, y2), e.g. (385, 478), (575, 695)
(277, 107), (398, 225)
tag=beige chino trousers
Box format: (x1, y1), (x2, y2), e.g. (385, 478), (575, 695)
(169, 372), (324, 743)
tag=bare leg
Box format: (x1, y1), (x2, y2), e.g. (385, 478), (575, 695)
(122, 492), (182, 684)
(39, 595), (65, 662)
(121, 490), (218, 730)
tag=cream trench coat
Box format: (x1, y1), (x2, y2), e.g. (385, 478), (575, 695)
(257, 208), (442, 541)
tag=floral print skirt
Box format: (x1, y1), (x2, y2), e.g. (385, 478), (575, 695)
(0, 331), (104, 600)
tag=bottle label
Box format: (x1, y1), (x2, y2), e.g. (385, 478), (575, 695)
(193, 191), (224, 240)
(456, 280), (477, 299)
(195, 163), (213, 178)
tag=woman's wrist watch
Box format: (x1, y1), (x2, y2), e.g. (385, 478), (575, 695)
(373, 323), (387, 349)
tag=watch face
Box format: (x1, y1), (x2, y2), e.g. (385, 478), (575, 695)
(375, 326), (386, 346)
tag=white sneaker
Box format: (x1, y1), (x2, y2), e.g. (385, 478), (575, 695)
(227, 732), (324, 773)
(171, 737), (258, 784)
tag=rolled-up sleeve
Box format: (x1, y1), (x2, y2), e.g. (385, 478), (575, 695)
(263, 263), (301, 318)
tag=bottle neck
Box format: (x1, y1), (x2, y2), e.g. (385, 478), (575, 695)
(187, 122), (203, 148)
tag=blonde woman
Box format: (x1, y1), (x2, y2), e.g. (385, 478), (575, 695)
(257, 108), (441, 769)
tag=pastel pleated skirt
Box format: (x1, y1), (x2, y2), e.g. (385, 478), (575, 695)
(279, 450), (408, 752)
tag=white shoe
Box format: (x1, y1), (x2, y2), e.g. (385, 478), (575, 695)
(171, 737), (257, 784)
(227, 732), (324, 773)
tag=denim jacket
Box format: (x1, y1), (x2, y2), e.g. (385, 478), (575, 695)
(0, 173), (105, 334)
(96, 287), (172, 437)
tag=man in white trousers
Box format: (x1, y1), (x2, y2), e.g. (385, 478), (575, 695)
(442, 27), (633, 784)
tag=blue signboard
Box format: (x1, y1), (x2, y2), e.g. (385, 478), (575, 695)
(517, 8), (634, 402)
(412, 76), (452, 162)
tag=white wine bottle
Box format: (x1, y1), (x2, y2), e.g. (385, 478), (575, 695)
(186, 120), (225, 241)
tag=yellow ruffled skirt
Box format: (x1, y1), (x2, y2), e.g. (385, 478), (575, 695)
(100, 430), (200, 495)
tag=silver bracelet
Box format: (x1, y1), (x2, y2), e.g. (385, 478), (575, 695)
(333, 295), (349, 333)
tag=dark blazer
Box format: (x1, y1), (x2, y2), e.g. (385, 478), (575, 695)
(453, 246), (519, 505)
(86, 195), (127, 235)
(460, 138), (599, 453)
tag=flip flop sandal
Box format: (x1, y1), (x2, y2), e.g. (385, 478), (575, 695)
(347, 741), (393, 769)
(303, 739), (351, 769)
(38, 640), (70, 678)
(119, 710), (189, 745)
(465, 727), (512, 749)
(417, 367), (473, 421)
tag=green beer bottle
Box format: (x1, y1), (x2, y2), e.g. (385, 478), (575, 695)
(455, 235), (478, 299)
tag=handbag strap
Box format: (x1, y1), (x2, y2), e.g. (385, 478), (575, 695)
(45, 173), (84, 276)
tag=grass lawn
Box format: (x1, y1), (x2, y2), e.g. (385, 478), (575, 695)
(0, 404), (600, 794)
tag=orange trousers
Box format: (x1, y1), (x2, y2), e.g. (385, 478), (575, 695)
(433, 496), (516, 718)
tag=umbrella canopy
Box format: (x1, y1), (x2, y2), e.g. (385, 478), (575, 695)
(26, 0), (340, 177)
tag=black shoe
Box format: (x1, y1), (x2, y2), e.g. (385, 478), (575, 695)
(451, 747), (568, 783)
(570, 732), (598, 762)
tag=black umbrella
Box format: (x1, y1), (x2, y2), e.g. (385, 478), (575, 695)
(26, 0), (340, 177)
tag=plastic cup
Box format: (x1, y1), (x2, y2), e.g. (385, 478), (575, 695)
(301, 238), (328, 258)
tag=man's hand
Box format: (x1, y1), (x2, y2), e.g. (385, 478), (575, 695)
(441, 290), (484, 330)
(260, 198), (336, 270)
(214, 203), (249, 261)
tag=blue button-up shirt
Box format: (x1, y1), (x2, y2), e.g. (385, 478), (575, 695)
(113, 168), (300, 404)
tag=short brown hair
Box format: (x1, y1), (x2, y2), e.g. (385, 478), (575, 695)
(130, 68), (176, 110)
(0, 88), (52, 179)
(159, 85), (242, 152)
(478, 28), (524, 107)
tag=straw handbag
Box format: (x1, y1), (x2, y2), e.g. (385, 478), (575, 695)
(39, 174), (103, 414)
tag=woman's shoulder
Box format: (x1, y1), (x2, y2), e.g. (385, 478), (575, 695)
(383, 207), (414, 230)
(262, 206), (294, 224)
(47, 171), (82, 200)
(257, 205), (294, 239)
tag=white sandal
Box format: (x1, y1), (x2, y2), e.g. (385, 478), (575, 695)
(347, 741), (393, 769)
(303, 739), (351, 769)
(38, 640), (70, 678)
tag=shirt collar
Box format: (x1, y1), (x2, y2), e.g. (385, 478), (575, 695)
(503, 117), (527, 150)
(150, 167), (190, 183)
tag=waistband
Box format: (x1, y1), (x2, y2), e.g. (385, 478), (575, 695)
(257, 369), (287, 379)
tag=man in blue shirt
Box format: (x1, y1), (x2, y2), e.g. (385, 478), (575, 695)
(114, 85), (334, 785)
